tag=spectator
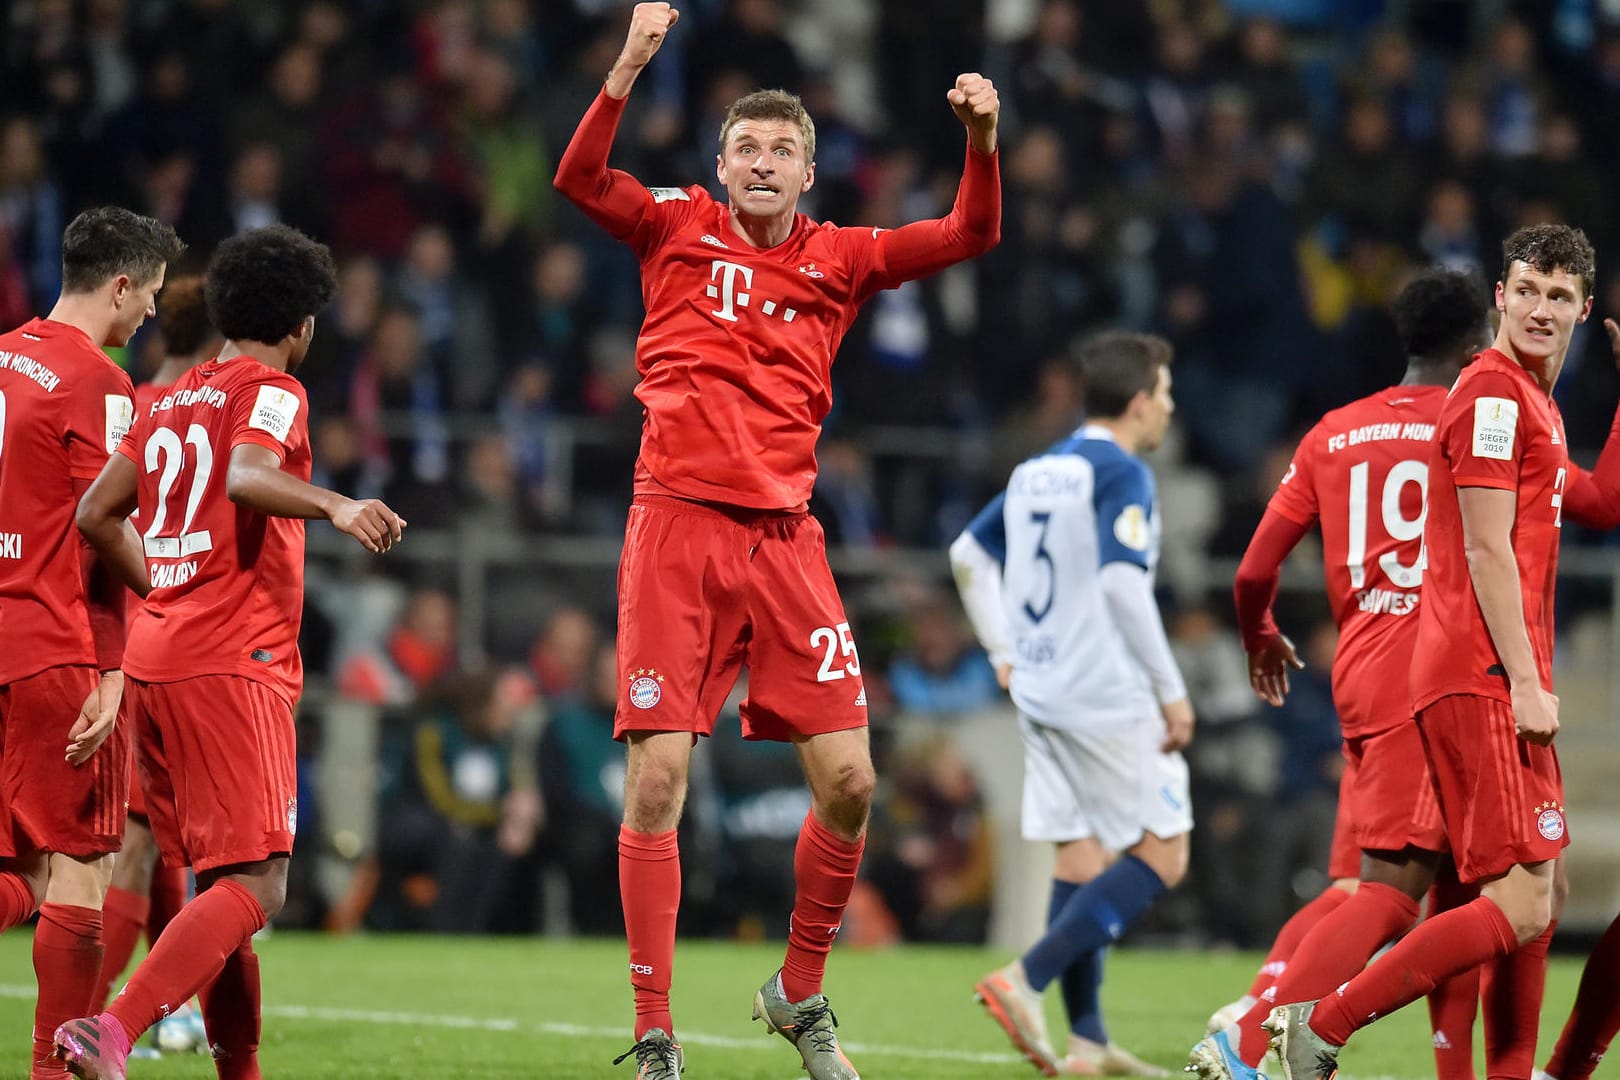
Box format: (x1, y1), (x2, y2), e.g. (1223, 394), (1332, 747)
(338, 587), (460, 706)
(888, 596), (1002, 716)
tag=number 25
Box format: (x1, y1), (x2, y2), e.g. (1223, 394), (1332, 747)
(810, 622), (861, 682)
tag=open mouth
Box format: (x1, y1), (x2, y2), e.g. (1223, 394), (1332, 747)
(745, 184), (778, 195)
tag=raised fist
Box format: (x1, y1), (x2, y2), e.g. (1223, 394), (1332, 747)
(947, 72), (1000, 152)
(622, 3), (680, 69)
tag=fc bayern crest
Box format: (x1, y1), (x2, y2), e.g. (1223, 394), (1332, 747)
(628, 668), (665, 710)
(1536, 804), (1566, 841)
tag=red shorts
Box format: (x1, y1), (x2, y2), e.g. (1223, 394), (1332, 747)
(1342, 721), (1446, 857)
(1326, 756), (1359, 880)
(126, 675), (298, 873)
(1415, 693), (1567, 883)
(613, 495), (868, 742)
(0, 665), (128, 857)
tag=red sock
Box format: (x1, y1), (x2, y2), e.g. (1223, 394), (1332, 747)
(96, 887), (149, 1010)
(1235, 882), (1419, 1064)
(32, 904), (104, 1080)
(0, 872), (38, 933)
(619, 825), (680, 1039)
(781, 811), (864, 1003)
(1246, 887), (1352, 999)
(1311, 897), (1518, 1047)
(148, 865), (187, 944)
(1428, 867), (1483, 1080)
(200, 942), (262, 1080)
(1481, 922), (1553, 1080)
(1546, 910), (1620, 1080)
(106, 879), (265, 1044)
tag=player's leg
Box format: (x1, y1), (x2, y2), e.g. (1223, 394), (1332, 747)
(97, 817), (159, 1009)
(1050, 839), (1110, 1051)
(1216, 745), (1362, 1031)
(1268, 696), (1562, 1079)
(1541, 906), (1620, 1080)
(1479, 855), (1565, 1079)
(1426, 857), (1483, 1080)
(0, 687), (50, 931)
(36, 853), (114, 1079)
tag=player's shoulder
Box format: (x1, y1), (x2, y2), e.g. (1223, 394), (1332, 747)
(1448, 351), (1534, 403)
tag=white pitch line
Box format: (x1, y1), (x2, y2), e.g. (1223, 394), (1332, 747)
(0, 983), (1424, 1076)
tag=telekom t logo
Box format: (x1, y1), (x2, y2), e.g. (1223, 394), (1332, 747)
(708, 259), (753, 322)
(706, 259), (798, 324)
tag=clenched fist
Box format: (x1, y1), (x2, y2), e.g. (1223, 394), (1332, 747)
(948, 73), (1000, 153)
(622, 3), (680, 70)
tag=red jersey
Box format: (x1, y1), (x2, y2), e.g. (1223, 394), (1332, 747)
(1266, 384), (1446, 735)
(555, 91), (999, 509)
(118, 357), (311, 706)
(0, 318), (134, 684)
(1412, 350), (1566, 710)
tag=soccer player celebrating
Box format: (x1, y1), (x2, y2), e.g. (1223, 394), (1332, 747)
(951, 332), (1191, 1077)
(1264, 225), (1603, 1080)
(0, 206), (182, 1079)
(552, 4), (999, 1078)
(94, 275), (217, 1046)
(58, 225), (406, 1080)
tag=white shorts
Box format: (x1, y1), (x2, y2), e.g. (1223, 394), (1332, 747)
(1018, 712), (1193, 849)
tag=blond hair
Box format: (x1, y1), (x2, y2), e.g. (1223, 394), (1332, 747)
(718, 89), (816, 163)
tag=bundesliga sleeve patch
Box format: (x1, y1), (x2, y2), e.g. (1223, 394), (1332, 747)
(648, 187), (690, 203)
(248, 384), (300, 442)
(1471, 396), (1518, 460)
(1114, 504), (1151, 551)
(104, 394), (134, 453)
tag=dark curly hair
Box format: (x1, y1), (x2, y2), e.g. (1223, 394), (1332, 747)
(1502, 223), (1596, 299)
(60, 207), (185, 294)
(205, 225), (337, 344)
(1077, 330), (1173, 419)
(1393, 268), (1487, 360)
(156, 275), (214, 357)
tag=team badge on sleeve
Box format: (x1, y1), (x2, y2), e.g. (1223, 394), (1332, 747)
(1472, 397), (1518, 460)
(1114, 505), (1151, 551)
(628, 668), (665, 709)
(104, 394), (134, 453)
(649, 187), (690, 203)
(249, 385), (300, 441)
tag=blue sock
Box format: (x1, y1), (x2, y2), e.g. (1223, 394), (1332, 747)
(1047, 879), (1107, 1045)
(1022, 855), (1165, 992)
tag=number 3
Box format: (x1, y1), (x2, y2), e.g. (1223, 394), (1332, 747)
(811, 622), (861, 682)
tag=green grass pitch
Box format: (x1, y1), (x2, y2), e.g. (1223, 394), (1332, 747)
(0, 932), (1587, 1077)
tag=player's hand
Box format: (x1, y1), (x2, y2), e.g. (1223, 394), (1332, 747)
(66, 670), (123, 766)
(1511, 682), (1559, 746)
(1160, 697), (1195, 752)
(330, 498), (407, 553)
(620, 3), (679, 69)
(993, 661), (1012, 690)
(1248, 634), (1305, 707)
(947, 73), (999, 153)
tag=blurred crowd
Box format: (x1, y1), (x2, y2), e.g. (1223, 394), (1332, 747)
(8, 0), (1620, 944)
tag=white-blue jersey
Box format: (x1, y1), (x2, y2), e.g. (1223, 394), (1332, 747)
(965, 425), (1161, 728)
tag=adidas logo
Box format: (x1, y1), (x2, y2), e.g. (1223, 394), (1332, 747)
(700, 233), (728, 248)
(854, 688), (867, 707)
(1433, 1030), (1452, 1050)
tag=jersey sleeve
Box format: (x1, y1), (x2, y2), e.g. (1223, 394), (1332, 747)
(1266, 423), (1321, 527)
(229, 372), (309, 463)
(1441, 371), (1528, 490)
(963, 491), (1008, 563)
(65, 363), (135, 481)
(1094, 456), (1155, 571)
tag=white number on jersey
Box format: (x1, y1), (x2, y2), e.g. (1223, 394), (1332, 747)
(0, 389), (7, 470)
(810, 621), (861, 682)
(1552, 466), (1566, 528)
(143, 424), (215, 558)
(1346, 458), (1427, 589)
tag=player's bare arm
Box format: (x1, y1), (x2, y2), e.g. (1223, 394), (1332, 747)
(1456, 485), (1558, 745)
(606, 2), (679, 99)
(65, 670), (122, 766)
(225, 444), (406, 554)
(948, 72), (1000, 154)
(76, 453), (151, 597)
(1562, 317), (1620, 528)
